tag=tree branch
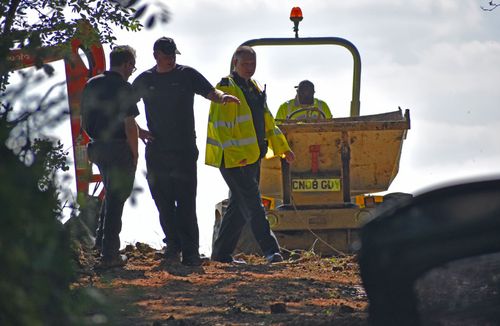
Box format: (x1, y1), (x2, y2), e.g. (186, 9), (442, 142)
(481, 1), (500, 11)
(3, 0), (21, 35)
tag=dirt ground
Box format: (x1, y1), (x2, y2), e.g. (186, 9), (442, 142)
(75, 243), (369, 325)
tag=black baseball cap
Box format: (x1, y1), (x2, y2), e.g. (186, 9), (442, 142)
(295, 80), (314, 90)
(153, 37), (181, 55)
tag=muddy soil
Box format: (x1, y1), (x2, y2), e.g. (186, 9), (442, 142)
(74, 243), (369, 325)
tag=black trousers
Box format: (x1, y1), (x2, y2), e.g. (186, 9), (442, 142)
(88, 140), (135, 260)
(212, 160), (280, 260)
(145, 142), (199, 258)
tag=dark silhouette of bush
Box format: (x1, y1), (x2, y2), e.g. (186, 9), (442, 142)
(0, 100), (79, 324)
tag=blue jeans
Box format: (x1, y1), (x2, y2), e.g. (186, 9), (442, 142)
(212, 160), (280, 260)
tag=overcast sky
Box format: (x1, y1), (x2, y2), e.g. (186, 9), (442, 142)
(17, 0), (500, 254)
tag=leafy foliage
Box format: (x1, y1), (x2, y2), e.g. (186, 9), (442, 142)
(0, 103), (76, 325)
(33, 138), (70, 193)
(0, 54), (90, 326)
(2, 0), (139, 47)
(0, 0), (170, 90)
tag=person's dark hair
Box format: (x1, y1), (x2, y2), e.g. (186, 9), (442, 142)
(110, 45), (136, 68)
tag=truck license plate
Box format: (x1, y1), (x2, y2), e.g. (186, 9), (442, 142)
(291, 178), (341, 192)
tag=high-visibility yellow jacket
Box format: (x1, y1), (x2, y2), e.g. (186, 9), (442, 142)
(276, 98), (332, 120)
(205, 76), (291, 169)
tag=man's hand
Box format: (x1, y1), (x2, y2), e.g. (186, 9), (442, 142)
(221, 94), (240, 105)
(284, 150), (295, 164)
(207, 89), (240, 105)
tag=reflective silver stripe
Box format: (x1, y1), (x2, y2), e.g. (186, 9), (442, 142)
(317, 100), (323, 111)
(212, 114), (252, 129)
(207, 137), (221, 147)
(221, 137), (256, 149)
(207, 136), (257, 149)
(238, 115), (252, 123)
(213, 121), (234, 129)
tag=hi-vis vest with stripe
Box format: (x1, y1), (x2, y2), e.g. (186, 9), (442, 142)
(275, 98), (332, 120)
(205, 76), (291, 168)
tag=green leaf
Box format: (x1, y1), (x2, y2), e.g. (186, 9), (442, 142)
(133, 4), (147, 19)
(146, 15), (155, 28)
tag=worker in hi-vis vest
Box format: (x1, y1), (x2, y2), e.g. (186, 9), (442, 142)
(276, 80), (332, 120)
(206, 46), (294, 265)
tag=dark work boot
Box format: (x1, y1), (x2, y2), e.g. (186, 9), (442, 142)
(181, 254), (203, 266)
(164, 246), (181, 264)
(95, 254), (127, 270)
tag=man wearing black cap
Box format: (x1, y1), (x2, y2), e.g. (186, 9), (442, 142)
(132, 37), (239, 267)
(276, 80), (332, 120)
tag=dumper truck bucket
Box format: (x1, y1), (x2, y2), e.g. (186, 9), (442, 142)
(260, 109), (410, 207)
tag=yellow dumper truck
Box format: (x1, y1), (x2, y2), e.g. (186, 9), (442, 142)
(213, 9), (411, 255)
(257, 109), (410, 255)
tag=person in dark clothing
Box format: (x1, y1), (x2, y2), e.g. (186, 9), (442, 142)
(206, 46), (295, 264)
(81, 45), (139, 269)
(132, 37), (239, 266)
